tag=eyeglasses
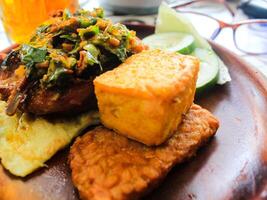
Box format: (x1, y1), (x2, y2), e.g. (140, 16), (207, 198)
(169, 0), (267, 55)
(241, 0), (267, 4)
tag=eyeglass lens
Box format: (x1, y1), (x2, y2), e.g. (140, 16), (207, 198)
(235, 22), (267, 54)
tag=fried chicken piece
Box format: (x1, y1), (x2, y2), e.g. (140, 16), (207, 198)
(0, 69), (96, 115)
(0, 52), (97, 115)
(69, 104), (219, 200)
(0, 8), (147, 116)
(24, 79), (96, 115)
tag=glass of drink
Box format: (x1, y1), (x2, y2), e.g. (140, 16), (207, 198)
(0, 0), (78, 43)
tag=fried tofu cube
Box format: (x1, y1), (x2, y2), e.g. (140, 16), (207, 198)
(94, 49), (199, 146)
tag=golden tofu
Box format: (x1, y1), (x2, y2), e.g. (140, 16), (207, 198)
(94, 49), (199, 146)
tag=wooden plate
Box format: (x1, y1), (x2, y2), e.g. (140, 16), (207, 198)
(1, 25), (267, 200)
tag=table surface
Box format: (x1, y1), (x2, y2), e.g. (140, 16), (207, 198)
(0, 0), (266, 76)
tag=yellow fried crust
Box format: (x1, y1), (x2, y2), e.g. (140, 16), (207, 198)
(69, 104), (219, 200)
(94, 49), (200, 146)
(0, 101), (99, 177)
(94, 49), (199, 99)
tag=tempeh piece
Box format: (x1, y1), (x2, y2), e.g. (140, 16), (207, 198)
(69, 104), (219, 200)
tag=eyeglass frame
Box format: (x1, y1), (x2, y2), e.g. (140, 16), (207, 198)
(170, 0), (267, 55)
(241, 0), (267, 5)
(169, 0), (235, 17)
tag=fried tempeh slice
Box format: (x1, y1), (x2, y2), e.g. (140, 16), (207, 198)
(69, 104), (219, 200)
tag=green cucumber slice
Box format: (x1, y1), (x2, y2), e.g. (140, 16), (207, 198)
(192, 48), (220, 94)
(143, 32), (195, 54)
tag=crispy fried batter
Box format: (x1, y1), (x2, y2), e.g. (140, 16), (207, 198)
(69, 104), (219, 200)
(94, 49), (200, 146)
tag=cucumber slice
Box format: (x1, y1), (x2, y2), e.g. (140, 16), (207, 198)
(143, 32), (195, 54)
(192, 48), (220, 94)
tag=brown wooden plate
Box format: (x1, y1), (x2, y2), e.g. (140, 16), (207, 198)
(1, 25), (267, 200)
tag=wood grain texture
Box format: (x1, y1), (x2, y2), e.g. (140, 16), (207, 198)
(0, 26), (267, 200)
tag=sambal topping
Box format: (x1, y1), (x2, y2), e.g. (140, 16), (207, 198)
(17, 8), (147, 89)
(0, 7), (148, 116)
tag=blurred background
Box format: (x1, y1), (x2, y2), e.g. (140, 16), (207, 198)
(0, 0), (266, 74)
